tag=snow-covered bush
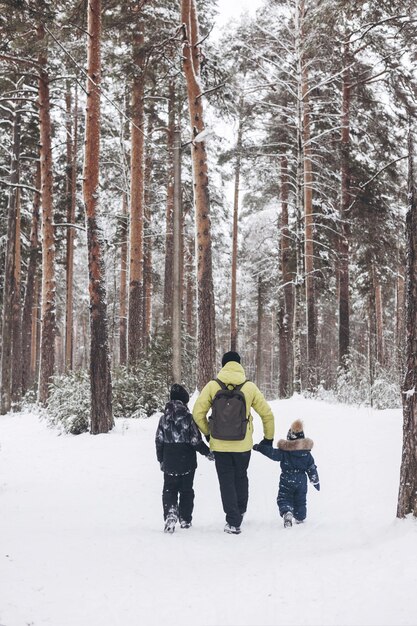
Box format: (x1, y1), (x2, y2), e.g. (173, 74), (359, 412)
(335, 355), (371, 406)
(46, 370), (90, 434)
(113, 328), (172, 417)
(112, 366), (148, 418)
(370, 365), (402, 410)
(45, 328), (180, 429)
(314, 354), (401, 410)
(113, 363), (168, 418)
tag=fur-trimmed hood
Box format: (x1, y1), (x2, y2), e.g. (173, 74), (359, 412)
(278, 438), (314, 451)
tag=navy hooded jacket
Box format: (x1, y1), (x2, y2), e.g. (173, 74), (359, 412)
(254, 437), (319, 486)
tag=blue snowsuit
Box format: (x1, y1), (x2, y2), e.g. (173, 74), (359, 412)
(254, 438), (319, 521)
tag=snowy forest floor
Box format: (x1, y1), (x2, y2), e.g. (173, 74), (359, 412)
(1, 396), (417, 626)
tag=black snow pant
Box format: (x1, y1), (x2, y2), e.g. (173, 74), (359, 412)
(162, 470), (195, 523)
(277, 472), (307, 521)
(214, 451), (251, 528)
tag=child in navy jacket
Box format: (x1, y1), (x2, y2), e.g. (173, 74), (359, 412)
(253, 419), (319, 527)
(155, 383), (213, 533)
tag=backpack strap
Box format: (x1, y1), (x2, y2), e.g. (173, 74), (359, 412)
(213, 378), (248, 391)
(214, 378), (227, 390)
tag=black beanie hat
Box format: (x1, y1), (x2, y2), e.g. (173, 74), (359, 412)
(287, 419), (305, 440)
(170, 383), (190, 405)
(221, 351), (241, 367)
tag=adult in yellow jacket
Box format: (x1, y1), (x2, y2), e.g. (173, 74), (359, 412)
(193, 351), (275, 534)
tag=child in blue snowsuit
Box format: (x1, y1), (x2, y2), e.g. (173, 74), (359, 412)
(253, 419), (320, 527)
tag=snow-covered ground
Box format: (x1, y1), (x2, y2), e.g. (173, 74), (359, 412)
(1, 396), (416, 626)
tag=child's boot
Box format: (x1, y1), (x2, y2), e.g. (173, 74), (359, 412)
(283, 511), (293, 528)
(164, 507), (178, 534)
(180, 519), (192, 529)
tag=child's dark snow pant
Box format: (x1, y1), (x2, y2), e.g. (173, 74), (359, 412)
(163, 470), (195, 523)
(277, 471), (307, 521)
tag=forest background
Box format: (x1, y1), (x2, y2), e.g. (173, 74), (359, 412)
(0, 0), (417, 438)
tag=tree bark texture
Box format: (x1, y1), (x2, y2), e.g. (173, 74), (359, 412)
(185, 228), (196, 340)
(37, 25), (56, 405)
(300, 0), (316, 388)
(30, 274), (40, 384)
(256, 276), (264, 389)
(65, 83), (78, 371)
(181, 0), (216, 389)
(0, 110), (21, 414)
(397, 124), (417, 518)
(339, 41), (351, 367)
(279, 156), (293, 398)
(128, 24), (145, 366)
(373, 272), (385, 367)
(119, 193), (128, 365)
(22, 162), (41, 395)
(172, 126), (182, 383)
(368, 289), (376, 406)
(230, 94), (244, 352)
(83, 0), (113, 433)
(11, 187), (22, 407)
(293, 28), (304, 395)
(163, 80), (175, 325)
(396, 265), (405, 380)
(143, 108), (154, 352)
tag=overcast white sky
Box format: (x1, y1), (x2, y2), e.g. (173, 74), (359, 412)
(214, 0), (263, 28)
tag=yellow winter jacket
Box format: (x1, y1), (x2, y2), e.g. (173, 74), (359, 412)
(192, 361), (275, 452)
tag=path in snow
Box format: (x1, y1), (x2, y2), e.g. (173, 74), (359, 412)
(1, 397), (416, 626)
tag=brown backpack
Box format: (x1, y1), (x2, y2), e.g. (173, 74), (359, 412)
(209, 379), (248, 441)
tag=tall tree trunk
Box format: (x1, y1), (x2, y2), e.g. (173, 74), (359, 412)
(83, 0), (113, 433)
(396, 264), (405, 381)
(30, 274), (40, 385)
(172, 125), (182, 382)
(230, 94), (244, 352)
(300, 0), (316, 388)
(181, 0), (216, 389)
(119, 192), (128, 365)
(293, 5), (304, 394)
(128, 23), (145, 366)
(163, 80), (175, 325)
(397, 123), (417, 518)
(339, 40), (351, 367)
(11, 186), (22, 407)
(0, 109), (21, 414)
(37, 24), (56, 405)
(256, 276), (264, 390)
(279, 155), (293, 398)
(22, 161), (41, 395)
(373, 271), (385, 367)
(65, 83), (78, 371)
(185, 227), (196, 340)
(368, 289), (377, 407)
(143, 107), (154, 352)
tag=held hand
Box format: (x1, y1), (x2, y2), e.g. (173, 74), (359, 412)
(258, 438), (273, 447)
(206, 451), (215, 461)
(252, 444), (259, 451)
